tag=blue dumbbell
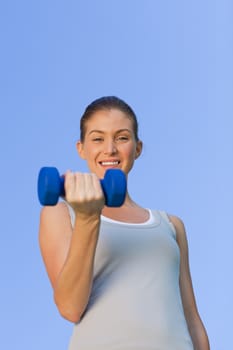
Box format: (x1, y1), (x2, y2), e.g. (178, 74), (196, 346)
(37, 167), (127, 207)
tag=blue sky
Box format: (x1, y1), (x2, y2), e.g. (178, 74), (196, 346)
(1, 1), (232, 349)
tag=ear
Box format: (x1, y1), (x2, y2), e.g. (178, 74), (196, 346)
(135, 140), (143, 159)
(76, 141), (86, 160)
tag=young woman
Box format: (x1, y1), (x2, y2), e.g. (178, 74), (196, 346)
(39, 96), (210, 349)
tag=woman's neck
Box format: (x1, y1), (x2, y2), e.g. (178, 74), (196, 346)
(101, 194), (149, 224)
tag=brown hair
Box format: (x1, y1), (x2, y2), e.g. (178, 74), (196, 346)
(80, 96), (139, 142)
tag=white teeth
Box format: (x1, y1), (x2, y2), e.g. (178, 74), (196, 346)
(101, 161), (119, 165)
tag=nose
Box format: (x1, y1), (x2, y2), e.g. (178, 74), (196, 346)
(103, 139), (117, 155)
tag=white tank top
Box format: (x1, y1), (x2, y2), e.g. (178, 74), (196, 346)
(67, 206), (194, 350)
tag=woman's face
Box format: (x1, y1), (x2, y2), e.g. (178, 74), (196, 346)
(77, 108), (142, 179)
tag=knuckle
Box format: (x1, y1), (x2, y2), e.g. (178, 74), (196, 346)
(64, 171), (104, 210)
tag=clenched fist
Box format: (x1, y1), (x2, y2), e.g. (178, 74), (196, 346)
(64, 171), (105, 216)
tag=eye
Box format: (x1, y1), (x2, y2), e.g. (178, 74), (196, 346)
(116, 135), (129, 142)
(92, 137), (103, 143)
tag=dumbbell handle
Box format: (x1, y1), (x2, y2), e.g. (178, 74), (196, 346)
(37, 167), (127, 207)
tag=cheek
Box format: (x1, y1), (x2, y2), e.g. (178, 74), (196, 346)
(84, 144), (99, 157)
(123, 144), (137, 159)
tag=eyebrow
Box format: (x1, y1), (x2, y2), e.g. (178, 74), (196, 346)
(88, 128), (132, 135)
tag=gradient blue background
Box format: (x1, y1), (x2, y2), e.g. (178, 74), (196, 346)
(1, 1), (232, 349)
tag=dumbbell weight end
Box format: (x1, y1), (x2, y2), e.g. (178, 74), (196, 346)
(38, 167), (65, 206)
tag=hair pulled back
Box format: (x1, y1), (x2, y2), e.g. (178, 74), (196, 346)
(80, 96), (139, 142)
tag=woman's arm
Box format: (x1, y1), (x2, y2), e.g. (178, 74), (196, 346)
(39, 172), (104, 323)
(169, 215), (210, 350)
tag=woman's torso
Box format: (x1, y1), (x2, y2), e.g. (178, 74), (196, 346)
(67, 207), (193, 350)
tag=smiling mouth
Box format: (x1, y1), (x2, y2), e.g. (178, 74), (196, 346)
(99, 161), (120, 166)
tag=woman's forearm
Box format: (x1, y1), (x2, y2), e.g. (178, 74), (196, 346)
(53, 214), (100, 323)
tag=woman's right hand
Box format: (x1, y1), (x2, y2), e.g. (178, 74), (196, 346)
(64, 171), (105, 217)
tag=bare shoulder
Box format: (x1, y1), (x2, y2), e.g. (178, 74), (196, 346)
(168, 214), (185, 231)
(39, 202), (73, 288)
(167, 214), (188, 247)
(39, 202), (72, 242)
(39, 201), (70, 226)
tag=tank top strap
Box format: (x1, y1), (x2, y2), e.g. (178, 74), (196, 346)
(152, 210), (177, 238)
